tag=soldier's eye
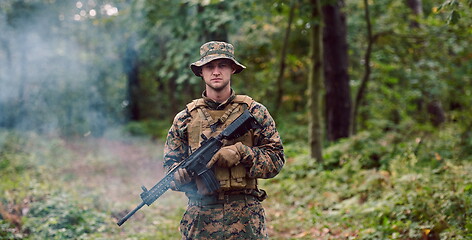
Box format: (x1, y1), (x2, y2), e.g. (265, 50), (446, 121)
(203, 65), (214, 70)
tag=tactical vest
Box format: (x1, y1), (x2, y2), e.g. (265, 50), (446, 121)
(186, 95), (257, 192)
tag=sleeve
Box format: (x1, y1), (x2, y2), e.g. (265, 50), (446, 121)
(238, 102), (285, 179)
(163, 109), (191, 171)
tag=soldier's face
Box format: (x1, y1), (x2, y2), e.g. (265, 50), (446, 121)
(200, 59), (236, 92)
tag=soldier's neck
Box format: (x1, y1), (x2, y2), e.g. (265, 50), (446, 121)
(206, 87), (231, 103)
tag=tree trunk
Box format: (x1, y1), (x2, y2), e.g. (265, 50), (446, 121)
(406, 0), (423, 15)
(351, 0), (374, 135)
(16, 35), (27, 128)
(322, 0), (351, 141)
(308, 0), (324, 162)
(275, 0), (295, 111)
(406, 0), (423, 28)
(0, 38), (12, 127)
(124, 43), (140, 121)
(427, 100), (446, 127)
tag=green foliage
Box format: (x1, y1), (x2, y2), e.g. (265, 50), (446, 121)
(0, 132), (27, 170)
(2, 121), (472, 239)
(0, 130), (112, 239)
(353, 161), (469, 238)
(0, 220), (18, 239)
(1, 0), (472, 239)
(264, 121), (472, 239)
(22, 192), (108, 240)
(437, 0), (472, 24)
(276, 112), (309, 146)
(0, 131), (33, 204)
(124, 119), (170, 140)
(128, 0), (258, 120)
(344, 0), (472, 134)
(0, 129), (187, 239)
(1, 0), (471, 141)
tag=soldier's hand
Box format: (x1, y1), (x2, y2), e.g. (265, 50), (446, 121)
(206, 143), (242, 168)
(170, 168), (192, 190)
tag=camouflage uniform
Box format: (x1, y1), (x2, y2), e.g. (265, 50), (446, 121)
(164, 90), (285, 239)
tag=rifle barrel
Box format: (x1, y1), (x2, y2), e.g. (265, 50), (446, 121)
(117, 202), (145, 226)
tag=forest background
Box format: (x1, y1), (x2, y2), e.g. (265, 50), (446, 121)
(0, 0), (471, 239)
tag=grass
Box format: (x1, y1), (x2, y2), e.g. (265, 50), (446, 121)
(0, 129), (184, 239)
(261, 124), (472, 239)
(0, 123), (471, 239)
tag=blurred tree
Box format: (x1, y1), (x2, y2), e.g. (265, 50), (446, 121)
(351, 0), (375, 134)
(0, 0), (470, 143)
(275, 0), (296, 112)
(322, 0), (351, 141)
(406, 0), (446, 127)
(126, 0), (242, 122)
(406, 0), (423, 27)
(124, 40), (140, 121)
(346, 0), (471, 134)
(308, 0), (324, 162)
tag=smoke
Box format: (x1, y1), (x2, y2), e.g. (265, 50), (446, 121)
(0, 0), (127, 137)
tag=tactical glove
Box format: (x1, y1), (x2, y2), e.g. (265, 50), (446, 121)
(206, 142), (246, 168)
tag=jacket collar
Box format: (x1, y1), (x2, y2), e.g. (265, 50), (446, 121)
(201, 89), (236, 110)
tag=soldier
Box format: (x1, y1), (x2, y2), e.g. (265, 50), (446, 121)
(163, 41), (285, 239)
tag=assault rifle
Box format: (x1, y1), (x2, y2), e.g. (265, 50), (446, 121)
(117, 109), (260, 226)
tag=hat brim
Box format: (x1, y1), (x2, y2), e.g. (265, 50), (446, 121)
(190, 56), (246, 76)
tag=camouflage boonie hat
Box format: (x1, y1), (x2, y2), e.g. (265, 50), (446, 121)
(190, 41), (246, 76)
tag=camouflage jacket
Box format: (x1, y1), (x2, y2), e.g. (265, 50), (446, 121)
(163, 91), (285, 196)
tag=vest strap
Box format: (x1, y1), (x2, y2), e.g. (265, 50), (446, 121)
(198, 102), (241, 132)
(233, 95), (254, 107)
(199, 107), (216, 126)
(186, 99), (206, 112)
(218, 103), (240, 124)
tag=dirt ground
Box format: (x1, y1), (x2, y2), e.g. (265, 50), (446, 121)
(58, 136), (349, 239)
(61, 137), (167, 197)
